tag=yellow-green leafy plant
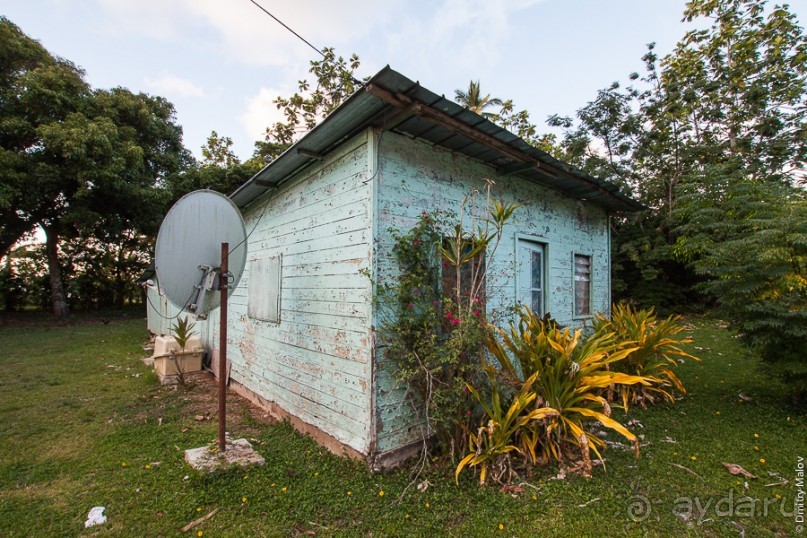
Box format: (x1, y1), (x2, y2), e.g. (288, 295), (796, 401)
(455, 367), (558, 485)
(171, 316), (196, 351)
(169, 316), (196, 385)
(593, 304), (699, 411)
(483, 306), (655, 475)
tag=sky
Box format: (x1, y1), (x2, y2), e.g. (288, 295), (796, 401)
(3, 0), (807, 162)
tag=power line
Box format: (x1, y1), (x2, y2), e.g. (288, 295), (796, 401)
(246, 0), (361, 85)
(247, 0), (325, 59)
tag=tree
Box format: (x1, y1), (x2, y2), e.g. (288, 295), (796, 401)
(546, 0), (807, 312)
(254, 48), (364, 166)
(167, 131), (261, 202)
(454, 80), (503, 118)
(0, 17), (89, 259)
(691, 181), (807, 400)
(201, 130), (239, 168)
(1, 18), (188, 315)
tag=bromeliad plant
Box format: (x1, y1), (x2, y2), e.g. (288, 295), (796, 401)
(455, 367), (559, 485)
(457, 306), (657, 483)
(593, 304), (699, 411)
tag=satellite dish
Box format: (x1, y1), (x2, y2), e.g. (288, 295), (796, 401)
(155, 190), (247, 318)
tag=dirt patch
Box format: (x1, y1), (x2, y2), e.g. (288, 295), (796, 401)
(144, 374), (277, 438)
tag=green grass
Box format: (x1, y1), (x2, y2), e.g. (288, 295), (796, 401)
(0, 315), (804, 536)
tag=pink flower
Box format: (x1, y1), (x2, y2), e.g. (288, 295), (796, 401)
(466, 410), (471, 416)
(433, 301), (439, 306)
(473, 310), (480, 317)
(472, 297), (480, 303)
(451, 318), (460, 325)
(408, 303), (414, 309)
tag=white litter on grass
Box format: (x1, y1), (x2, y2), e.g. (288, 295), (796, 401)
(84, 506), (107, 527)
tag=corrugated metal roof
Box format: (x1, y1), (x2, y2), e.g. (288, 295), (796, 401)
(230, 66), (644, 213)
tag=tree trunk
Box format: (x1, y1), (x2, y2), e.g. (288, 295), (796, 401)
(43, 225), (68, 317)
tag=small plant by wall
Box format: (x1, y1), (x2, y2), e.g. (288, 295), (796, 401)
(169, 315), (196, 387)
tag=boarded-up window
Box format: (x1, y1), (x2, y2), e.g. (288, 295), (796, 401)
(248, 254), (282, 323)
(574, 254), (592, 317)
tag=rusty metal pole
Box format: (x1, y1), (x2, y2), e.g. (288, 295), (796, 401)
(218, 242), (229, 453)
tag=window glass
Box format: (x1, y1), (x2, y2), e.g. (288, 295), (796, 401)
(574, 254), (591, 316)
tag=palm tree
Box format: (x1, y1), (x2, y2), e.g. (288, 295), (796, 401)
(454, 80), (503, 119)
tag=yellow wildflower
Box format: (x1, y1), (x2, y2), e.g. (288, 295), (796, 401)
(197, 507), (202, 513)
(425, 503), (430, 508)
(145, 465), (151, 469)
(754, 433), (759, 438)
(760, 459), (766, 463)
(282, 487), (287, 493)
(691, 456), (697, 461)
(499, 524), (504, 530)
(347, 491), (352, 496)
(379, 490), (384, 497)
(197, 532), (203, 537)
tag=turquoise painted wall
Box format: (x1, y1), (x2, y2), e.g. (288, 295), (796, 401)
(207, 133), (376, 455)
(373, 132), (611, 455)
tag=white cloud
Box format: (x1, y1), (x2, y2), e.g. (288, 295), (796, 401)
(383, 0), (546, 83)
(95, 0), (188, 40)
(185, 0), (406, 66)
(95, 0), (406, 67)
(144, 74), (205, 98)
(239, 87), (290, 143)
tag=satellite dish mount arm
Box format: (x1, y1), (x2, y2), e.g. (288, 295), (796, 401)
(189, 265), (219, 320)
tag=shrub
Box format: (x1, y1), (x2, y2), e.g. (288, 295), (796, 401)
(455, 367), (558, 485)
(377, 187), (519, 458)
(456, 306), (655, 483)
(593, 304), (699, 411)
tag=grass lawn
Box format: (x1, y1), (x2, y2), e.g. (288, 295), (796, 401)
(0, 312), (804, 537)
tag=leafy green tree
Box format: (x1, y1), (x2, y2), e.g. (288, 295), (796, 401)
(254, 48), (364, 165)
(167, 131), (261, 201)
(689, 181), (806, 399)
(1, 17), (187, 315)
(201, 130), (239, 168)
(548, 0), (807, 312)
(0, 17), (89, 259)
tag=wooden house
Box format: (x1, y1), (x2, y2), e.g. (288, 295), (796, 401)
(162, 67), (642, 467)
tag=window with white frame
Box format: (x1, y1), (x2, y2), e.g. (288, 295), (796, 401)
(248, 254), (282, 323)
(517, 239), (545, 316)
(574, 254), (592, 317)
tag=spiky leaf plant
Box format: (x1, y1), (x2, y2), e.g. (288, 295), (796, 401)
(484, 306), (655, 473)
(455, 367), (558, 485)
(170, 316), (196, 352)
(593, 304), (699, 411)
